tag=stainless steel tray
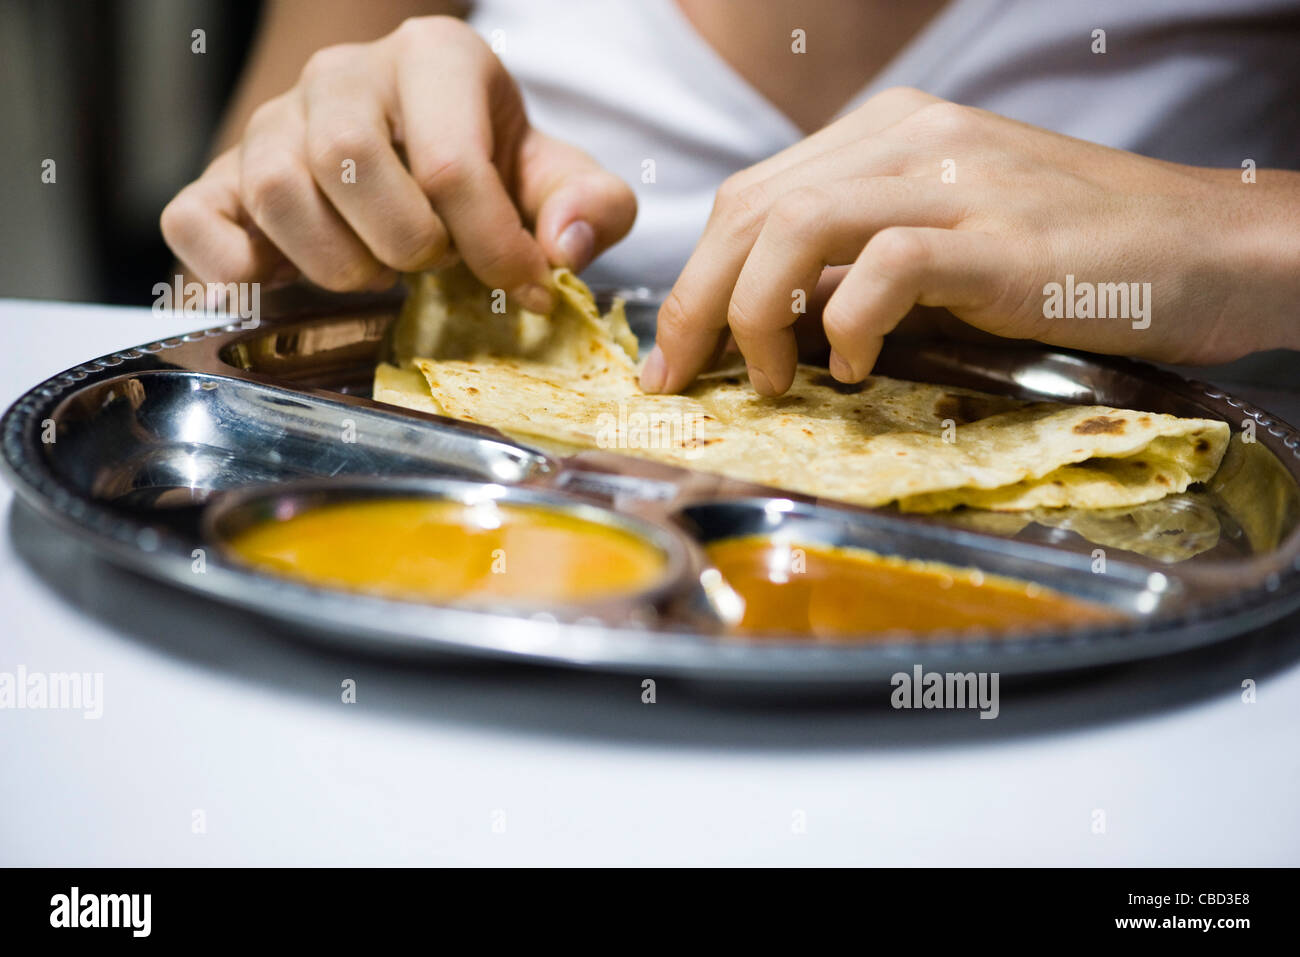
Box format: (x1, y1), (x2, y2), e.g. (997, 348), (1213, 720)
(4, 289), (1300, 682)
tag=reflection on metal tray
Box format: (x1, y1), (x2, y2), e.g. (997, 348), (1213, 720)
(3, 288), (1300, 682)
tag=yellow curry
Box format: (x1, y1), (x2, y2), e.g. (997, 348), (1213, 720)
(705, 536), (1122, 639)
(226, 498), (667, 605)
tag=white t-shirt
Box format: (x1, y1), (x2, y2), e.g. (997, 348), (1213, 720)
(469, 0), (1300, 290)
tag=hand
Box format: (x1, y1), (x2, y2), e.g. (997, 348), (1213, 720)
(161, 16), (636, 312)
(643, 87), (1300, 396)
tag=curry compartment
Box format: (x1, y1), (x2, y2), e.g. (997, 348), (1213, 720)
(202, 476), (697, 621)
(675, 498), (1177, 635)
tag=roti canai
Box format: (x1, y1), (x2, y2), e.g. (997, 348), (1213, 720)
(374, 265), (1230, 513)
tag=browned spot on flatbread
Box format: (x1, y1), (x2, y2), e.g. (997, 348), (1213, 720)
(1073, 415), (1127, 435)
(465, 387), (479, 395)
(1156, 474), (1170, 485)
(1194, 438), (1210, 452)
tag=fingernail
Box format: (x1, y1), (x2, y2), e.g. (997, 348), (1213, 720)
(556, 220), (596, 272)
(747, 365), (774, 395)
(829, 351), (856, 382)
(640, 345), (667, 393)
(515, 282), (554, 314)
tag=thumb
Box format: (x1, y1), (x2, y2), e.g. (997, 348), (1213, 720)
(516, 129), (637, 273)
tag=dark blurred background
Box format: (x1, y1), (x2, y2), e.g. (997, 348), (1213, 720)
(0, 0), (262, 303)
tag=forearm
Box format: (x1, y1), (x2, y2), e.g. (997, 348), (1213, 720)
(212, 0), (467, 155)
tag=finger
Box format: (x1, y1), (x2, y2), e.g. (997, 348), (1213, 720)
(823, 227), (1011, 381)
(301, 45), (449, 272)
(728, 179), (962, 394)
(161, 149), (285, 284)
(392, 24), (553, 311)
(516, 129), (637, 273)
(648, 137), (913, 394)
(239, 93), (393, 291)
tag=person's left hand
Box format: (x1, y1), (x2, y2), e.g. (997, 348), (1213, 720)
(641, 87), (1299, 396)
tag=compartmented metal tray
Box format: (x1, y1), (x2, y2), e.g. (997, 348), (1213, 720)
(4, 289), (1300, 681)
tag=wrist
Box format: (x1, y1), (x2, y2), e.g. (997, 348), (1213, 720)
(1204, 168), (1300, 355)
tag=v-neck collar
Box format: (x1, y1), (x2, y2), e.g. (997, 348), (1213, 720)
(651, 0), (1011, 141)
(647, 0), (805, 142)
(833, 0), (1011, 120)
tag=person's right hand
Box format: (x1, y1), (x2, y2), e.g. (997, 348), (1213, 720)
(161, 15), (637, 313)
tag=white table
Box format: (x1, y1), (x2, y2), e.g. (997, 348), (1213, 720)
(1, 298), (1297, 866)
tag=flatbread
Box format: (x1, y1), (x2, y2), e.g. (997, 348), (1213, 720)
(373, 362), (443, 416)
(945, 493), (1223, 562)
(377, 264), (1230, 513)
(391, 265), (638, 385)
